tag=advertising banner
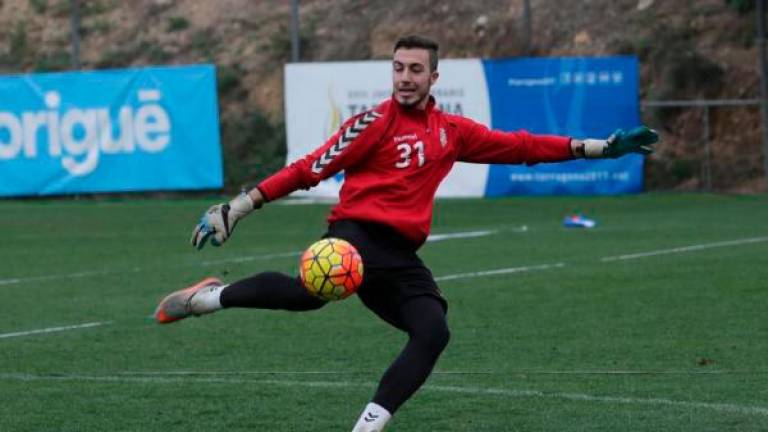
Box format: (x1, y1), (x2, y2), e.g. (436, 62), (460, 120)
(0, 64), (222, 196)
(482, 56), (642, 195)
(284, 59), (491, 198)
(284, 55), (641, 198)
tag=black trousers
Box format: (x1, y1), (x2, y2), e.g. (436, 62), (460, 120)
(220, 272), (449, 413)
(219, 220), (450, 414)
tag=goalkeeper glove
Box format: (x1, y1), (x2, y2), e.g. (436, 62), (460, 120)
(583, 126), (659, 158)
(191, 193), (257, 250)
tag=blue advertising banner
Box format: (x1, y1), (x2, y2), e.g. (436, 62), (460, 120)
(482, 56), (642, 195)
(0, 64), (222, 196)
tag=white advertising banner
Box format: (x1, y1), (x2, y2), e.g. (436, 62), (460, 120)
(284, 59), (490, 198)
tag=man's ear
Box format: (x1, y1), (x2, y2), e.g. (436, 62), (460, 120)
(430, 70), (439, 86)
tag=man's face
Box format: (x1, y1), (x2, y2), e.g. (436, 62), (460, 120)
(392, 48), (439, 109)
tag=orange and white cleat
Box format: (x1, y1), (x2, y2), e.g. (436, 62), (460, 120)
(155, 277), (225, 324)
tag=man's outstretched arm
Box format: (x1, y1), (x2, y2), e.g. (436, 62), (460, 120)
(190, 109), (387, 250)
(457, 118), (658, 165)
(569, 126), (659, 159)
(190, 189), (263, 250)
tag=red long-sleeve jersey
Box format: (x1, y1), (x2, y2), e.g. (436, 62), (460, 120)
(258, 97), (574, 245)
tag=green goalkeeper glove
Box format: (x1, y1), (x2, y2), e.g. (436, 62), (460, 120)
(583, 126), (659, 158)
(191, 193), (257, 250)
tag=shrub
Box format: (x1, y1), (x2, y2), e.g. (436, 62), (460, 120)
(29, 0), (47, 14)
(220, 110), (286, 191)
(167, 16), (190, 32)
(34, 51), (71, 71)
(191, 29), (217, 60)
(217, 65), (241, 97)
(9, 21), (30, 63)
(726, 0), (756, 14)
(96, 48), (135, 68)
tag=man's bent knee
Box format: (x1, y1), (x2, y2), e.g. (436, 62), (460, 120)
(408, 310), (450, 354)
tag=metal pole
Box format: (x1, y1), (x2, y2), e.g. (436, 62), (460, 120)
(69, 0), (81, 69)
(759, 0), (768, 189)
(703, 106), (712, 192)
(290, 0), (300, 62)
(523, 0), (532, 55)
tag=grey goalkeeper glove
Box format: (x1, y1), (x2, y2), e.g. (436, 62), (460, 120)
(583, 126), (659, 158)
(191, 193), (256, 250)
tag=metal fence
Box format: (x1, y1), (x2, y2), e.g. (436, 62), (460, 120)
(641, 99), (762, 192)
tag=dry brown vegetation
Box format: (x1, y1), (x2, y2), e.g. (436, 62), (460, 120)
(0, 0), (761, 191)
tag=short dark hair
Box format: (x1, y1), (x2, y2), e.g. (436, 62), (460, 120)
(394, 35), (439, 72)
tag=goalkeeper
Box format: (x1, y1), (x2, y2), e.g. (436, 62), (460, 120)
(155, 35), (658, 432)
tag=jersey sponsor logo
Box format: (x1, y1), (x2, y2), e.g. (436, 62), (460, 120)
(393, 133), (417, 143)
(440, 127), (447, 147)
(311, 110), (382, 174)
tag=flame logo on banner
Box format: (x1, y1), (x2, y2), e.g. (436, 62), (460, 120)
(325, 86), (345, 182)
(326, 86), (342, 137)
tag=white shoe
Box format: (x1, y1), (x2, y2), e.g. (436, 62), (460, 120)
(154, 277), (224, 324)
(352, 402), (391, 432)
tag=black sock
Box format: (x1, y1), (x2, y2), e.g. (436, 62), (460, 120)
(219, 271), (326, 311)
(371, 296), (450, 414)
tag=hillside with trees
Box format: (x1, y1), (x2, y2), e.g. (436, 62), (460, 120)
(0, 0), (761, 191)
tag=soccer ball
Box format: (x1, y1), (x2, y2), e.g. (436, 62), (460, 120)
(299, 238), (363, 301)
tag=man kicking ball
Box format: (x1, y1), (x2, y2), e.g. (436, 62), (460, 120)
(155, 35), (658, 431)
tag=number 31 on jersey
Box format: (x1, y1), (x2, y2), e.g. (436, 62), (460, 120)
(395, 141), (425, 168)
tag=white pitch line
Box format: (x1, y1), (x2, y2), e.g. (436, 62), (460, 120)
(424, 383), (768, 417)
(203, 230), (498, 265)
(199, 251), (302, 266)
(0, 230), (504, 287)
(276, 198), (338, 205)
(2, 234), (763, 287)
(601, 236), (768, 262)
(0, 269), (134, 286)
(113, 369), (768, 376)
(435, 262), (565, 282)
(0, 251), (300, 287)
(1, 373), (766, 417)
(0, 321), (111, 339)
(427, 230), (495, 242)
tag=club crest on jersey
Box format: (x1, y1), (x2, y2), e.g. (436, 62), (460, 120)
(440, 127), (447, 147)
(312, 111), (382, 174)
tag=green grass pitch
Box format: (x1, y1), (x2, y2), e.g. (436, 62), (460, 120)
(0, 193), (766, 431)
